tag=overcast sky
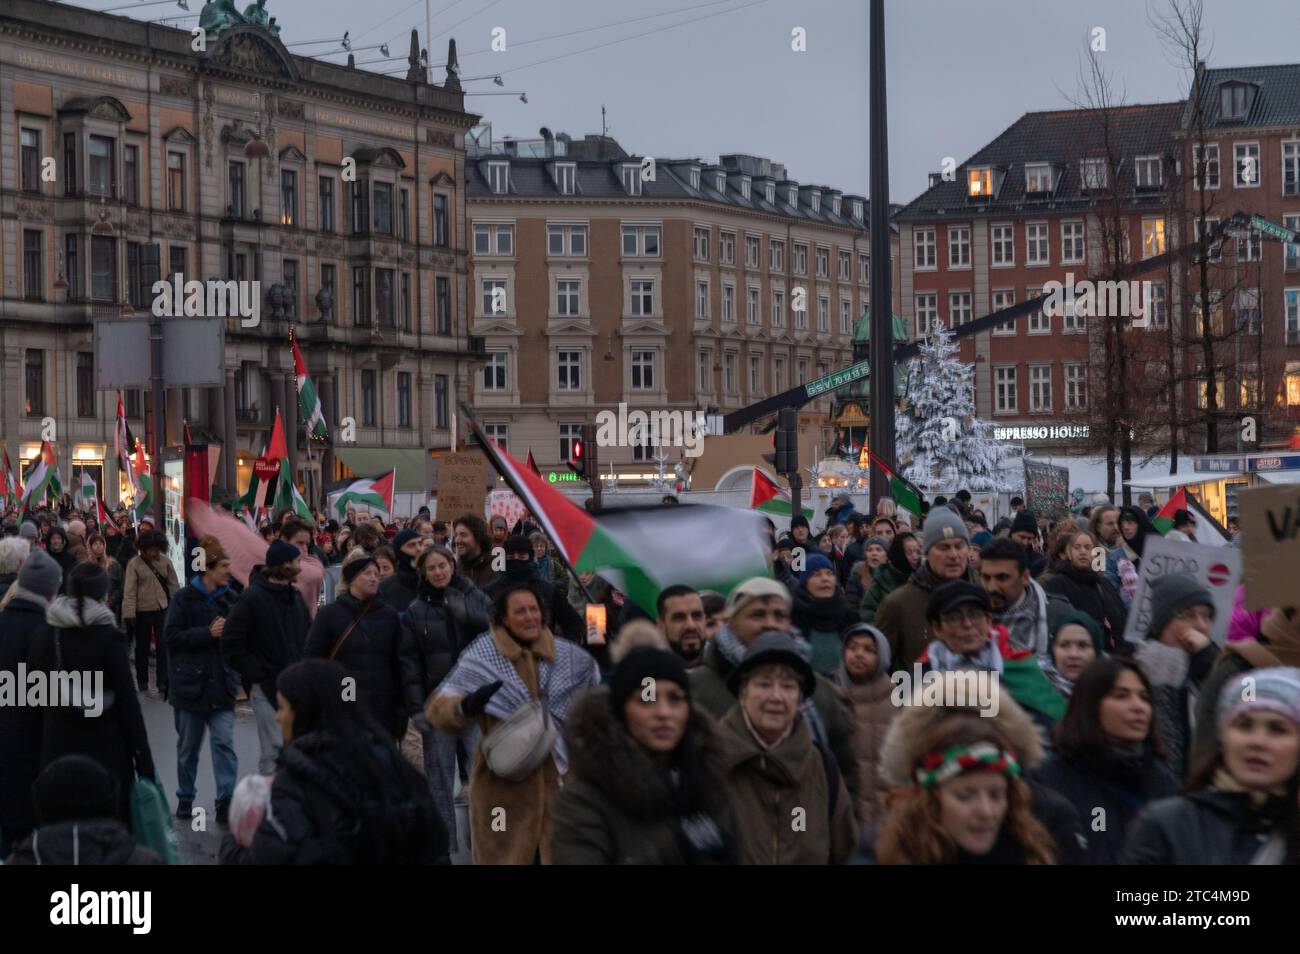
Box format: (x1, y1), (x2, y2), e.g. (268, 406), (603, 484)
(82, 0), (1300, 205)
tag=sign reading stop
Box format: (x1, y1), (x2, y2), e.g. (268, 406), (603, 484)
(254, 456), (280, 482)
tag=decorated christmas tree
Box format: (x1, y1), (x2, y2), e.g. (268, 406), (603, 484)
(895, 320), (1005, 492)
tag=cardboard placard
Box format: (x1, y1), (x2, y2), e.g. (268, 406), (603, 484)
(1121, 536), (1240, 646)
(1237, 484), (1300, 611)
(1023, 460), (1070, 520)
(435, 452), (488, 521)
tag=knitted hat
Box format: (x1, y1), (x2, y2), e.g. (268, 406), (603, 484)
(1217, 666), (1300, 731)
(971, 530), (994, 548)
(67, 562), (110, 603)
(489, 514), (508, 529)
(265, 538), (300, 568)
(18, 521), (38, 541)
(17, 548), (62, 598)
(607, 647), (691, 720)
(841, 621), (892, 672)
(1010, 510), (1039, 536)
(926, 580), (991, 622)
(1049, 609), (1105, 656)
(503, 533), (533, 558)
(723, 576), (791, 619)
(799, 552), (836, 586)
(393, 528), (421, 553)
(775, 535), (795, 552)
(1146, 573), (1214, 640)
(727, 630), (816, 698)
(341, 546), (377, 584)
(921, 507), (970, 552)
(864, 536), (888, 551)
(31, 755), (119, 824)
(789, 514), (810, 532)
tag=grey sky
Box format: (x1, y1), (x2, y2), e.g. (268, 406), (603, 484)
(83, 0), (1299, 205)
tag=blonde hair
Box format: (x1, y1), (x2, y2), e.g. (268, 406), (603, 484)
(610, 619), (669, 663)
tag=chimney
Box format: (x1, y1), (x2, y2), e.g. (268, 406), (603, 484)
(540, 127), (554, 159)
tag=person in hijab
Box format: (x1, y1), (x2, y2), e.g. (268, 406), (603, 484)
(1039, 610), (1105, 699)
(45, 526), (77, 584)
(833, 622), (897, 826)
(1104, 506), (1155, 605)
(484, 535), (584, 642)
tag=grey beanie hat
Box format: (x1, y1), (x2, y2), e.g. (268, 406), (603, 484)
(18, 521), (39, 541)
(17, 548), (63, 598)
(921, 506), (970, 552)
(1146, 573), (1214, 640)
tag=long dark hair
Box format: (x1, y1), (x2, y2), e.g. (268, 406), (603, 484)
(1053, 657), (1164, 760)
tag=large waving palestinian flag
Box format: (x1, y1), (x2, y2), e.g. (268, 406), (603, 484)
(463, 409), (771, 618)
(20, 440), (57, 507)
(292, 334), (328, 442)
(334, 470), (395, 518)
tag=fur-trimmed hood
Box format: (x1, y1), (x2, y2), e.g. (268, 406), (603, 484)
(564, 687), (730, 820)
(877, 691), (1046, 789)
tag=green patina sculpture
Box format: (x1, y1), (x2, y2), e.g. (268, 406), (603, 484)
(199, 0), (281, 36)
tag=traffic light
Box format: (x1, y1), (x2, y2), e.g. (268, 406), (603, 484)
(775, 407), (798, 475)
(568, 432), (587, 478)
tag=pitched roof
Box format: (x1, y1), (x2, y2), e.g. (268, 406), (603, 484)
(1184, 63), (1300, 128)
(896, 101), (1184, 221)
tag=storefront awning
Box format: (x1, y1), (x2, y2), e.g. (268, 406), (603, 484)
(1124, 471), (1245, 489)
(333, 447), (429, 492)
(1256, 471), (1300, 485)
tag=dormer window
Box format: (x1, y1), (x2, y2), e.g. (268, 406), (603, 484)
(1025, 163), (1053, 194)
(622, 164), (642, 196)
(740, 177), (751, 199)
(967, 166), (993, 198)
(810, 192), (820, 212)
(1135, 155), (1163, 190)
(787, 185), (798, 207)
(689, 167), (700, 190)
(714, 171), (726, 193)
(766, 182), (776, 203)
(1220, 83), (1251, 121)
(554, 162), (576, 195)
(1081, 158), (1108, 190)
(852, 199), (864, 221)
(831, 196), (841, 216)
(487, 161), (510, 194)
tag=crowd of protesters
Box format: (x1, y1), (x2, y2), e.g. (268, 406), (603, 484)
(2, 484), (1299, 868)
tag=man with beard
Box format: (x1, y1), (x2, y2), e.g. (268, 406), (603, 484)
(483, 535), (583, 642)
(379, 527), (424, 615)
(452, 514), (499, 590)
(655, 585), (707, 667)
(1089, 506), (1122, 549)
(978, 538), (1067, 660)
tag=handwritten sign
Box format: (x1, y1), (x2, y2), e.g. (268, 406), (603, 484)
(435, 452), (488, 521)
(1237, 484), (1300, 610)
(1023, 460), (1070, 520)
(1121, 536), (1240, 645)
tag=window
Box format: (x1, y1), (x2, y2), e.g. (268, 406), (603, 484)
(859, 253), (869, 283)
(1285, 142), (1300, 196)
(1027, 286), (1050, 333)
(399, 188), (410, 242)
(621, 164), (641, 196)
(124, 388), (142, 419)
(631, 279), (654, 316)
(722, 283), (736, 323)
(693, 226), (710, 261)
(1236, 289), (1261, 335)
(559, 423), (583, 460)
(320, 264), (336, 321)
(168, 152), (186, 211)
(815, 247), (829, 278)
(793, 293), (807, 330)
(1193, 293), (1225, 336)
(949, 291), (972, 326)
(493, 225), (513, 255)
(226, 161), (245, 218)
(1145, 281), (1167, 328)
(1135, 156), (1163, 189)
(1194, 216), (1222, 263)
(1287, 290), (1300, 345)
(720, 232), (736, 265)
(1061, 221), (1085, 264)
(748, 237), (763, 269)
(690, 168), (702, 190)
(797, 360), (809, 385)
(1222, 84), (1249, 120)
(1193, 143), (1220, 190)
(817, 296), (830, 332)
(91, 236), (115, 301)
(767, 182), (777, 204)
(631, 350), (655, 390)
(375, 269), (395, 327)
(352, 266), (370, 325)
(433, 193), (448, 246)
(1029, 365), (1052, 411)
(696, 281), (710, 320)
(88, 135), (114, 196)
(748, 286), (760, 325)
(840, 299), (853, 336)
(774, 356), (785, 392)
(350, 180), (366, 235)
(1234, 143), (1260, 187)
(372, 182), (392, 234)
(76, 351), (95, 418)
(484, 423), (508, 452)
(546, 224), (586, 257)
(436, 276), (451, 334)
(64, 133), (77, 196)
(169, 245), (188, 282)
(1239, 370), (1263, 409)
(914, 228), (936, 269)
(793, 243), (808, 275)
(1026, 222), (1049, 265)
(1237, 231), (1261, 263)
(698, 351), (711, 391)
(992, 289), (1016, 335)
(724, 353), (737, 393)
(1065, 364), (1087, 410)
(967, 166), (993, 198)
(769, 239), (785, 271)
(915, 293), (938, 336)
(434, 375), (449, 428)
(361, 370), (376, 426)
(487, 161), (509, 194)
(556, 350), (582, 391)
(318, 175), (334, 231)
(400, 273), (411, 330)
(622, 225), (660, 257)
(632, 440), (659, 463)
(1141, 217), (1166, 257)
(995, 366), (1017, 413)
(483, 352), (508, 391)
(1081, 158), (1108, 191)
(1285, 215), (1300, 271)
(749, 354), (761, 395)
(992, 224), (1014, 266)
(278, 168), (296, 226)
(948, 226), (971, 268)
(21, 128), (41, 193)
(23, 230), (43, 301)
(555, 163), (576, 195)
(65, 233), (80, 300)
(126, 242), (142, 307)
(481, 278), (507, 316)
(25, 350), (44, 416)
(771, 289), (785, 328)
(556, 279), (581, 316)
(123, 144), (139, 206)
(1197, 374), (1227, 410)
(1025, 163), (1053, 193)
(838, 250), (851, 281)
(397, 372), (411, 427)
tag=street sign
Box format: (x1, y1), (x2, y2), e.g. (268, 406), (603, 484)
(1250, 215), (1296, 243)
(804, 361), (870, 399)
(94, 318), (226, 389)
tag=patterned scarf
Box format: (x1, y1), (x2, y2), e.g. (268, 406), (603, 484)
(924, 636), (1005, 675)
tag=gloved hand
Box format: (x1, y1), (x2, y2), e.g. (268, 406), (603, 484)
(459, 680), (503, 718)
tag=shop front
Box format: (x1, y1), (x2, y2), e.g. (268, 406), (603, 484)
(1125, 451), (1300, 524)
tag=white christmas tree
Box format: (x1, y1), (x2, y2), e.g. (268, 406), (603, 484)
(895, 320), (1005, 492)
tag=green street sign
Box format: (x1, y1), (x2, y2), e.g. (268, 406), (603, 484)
(804, 361), (870, 398)
(1250, 215), (1295, 242)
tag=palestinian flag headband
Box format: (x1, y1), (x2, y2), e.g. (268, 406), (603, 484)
(915, 742), (1021, 789)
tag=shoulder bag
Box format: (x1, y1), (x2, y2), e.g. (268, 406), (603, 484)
(480, 652), (558, 782)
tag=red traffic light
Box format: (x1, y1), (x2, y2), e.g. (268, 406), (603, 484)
(572, 439), (584, 460)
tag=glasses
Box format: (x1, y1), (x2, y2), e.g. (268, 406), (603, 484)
(1173, 606), (1213, 624)
(939, 608), (990, 625)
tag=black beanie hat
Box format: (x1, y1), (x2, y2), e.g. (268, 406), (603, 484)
(790, 515), (810, 532)
(68, 561), (110, 603)
(608, 647), (691, 720)
(1010, 509), (1039, 535)
(31, 755), (119, 824)
(503, 533), (533, 558)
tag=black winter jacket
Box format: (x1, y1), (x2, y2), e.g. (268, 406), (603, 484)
(1042, 561), (1130, 652)
(0, 594), (50, 832)
(378, 564), (420, 619)
(305, 593), (409, 738)
(399, 576), (491, 716)
(6, 819), (162, 865)
(221, 567), (312, 700)
(163, 577), (239, 712)
(1122, 788), (1299, 864)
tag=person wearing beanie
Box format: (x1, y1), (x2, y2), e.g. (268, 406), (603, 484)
(19, 521), (39, 544)
(305, 545), (408, 741)
(832, 622), (897, 826)
(162, 534), (239, 823)
(859, 530), (921, 625)
(552, 647), (736, 864)
(874, 504), (981, 677)
(488, 513), (510, 549)
(791, 552), (858, 676)
(1038, 610), (1104, 699)
(221, 527), (313, 775)
(788, 513), (811, 547)
(482, 534), (584, 643)
(26, 562), (156, 827)
(1123, 666), (1300, 864)
(378, 527), (424, 615)
(5, 756), (162, 865)
(1009, 509), (1047, 579)
(122, 530), (180, 695)
(1131, 573), (1221, 779)
(45, 525), (77, 584)
(844, 535), (891, 616)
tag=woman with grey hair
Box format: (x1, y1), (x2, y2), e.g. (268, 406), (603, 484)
(0, 537), (31, 607)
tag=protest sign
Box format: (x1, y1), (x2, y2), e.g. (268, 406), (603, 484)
(1121, 536), (1239, 645)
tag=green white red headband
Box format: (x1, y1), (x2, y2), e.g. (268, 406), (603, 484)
(915, 742), (1020, 789)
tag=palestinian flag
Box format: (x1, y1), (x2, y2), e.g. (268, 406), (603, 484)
(749, 468), (813, 519)
(115, 391), (138, 507)
(464, 410), (771, 619)
(20, 441), (57, 507)
(133, 440), (153, 525)
(1151, 488), (1187, 534)
(264, 408), (313, 520)
(292, 334), (328, 441)
(1, 446), (21, 505)
(868, 450), (923, 517)
(78, 470), (112, 525)
(333, 470), (395, 519)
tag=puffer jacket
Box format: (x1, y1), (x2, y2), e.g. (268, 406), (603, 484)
(305, 592), (409, 738)
(6, 819), (161, 865)
(162, 576), (240, 712)
(1041, 561), (1129, 653)
(552, 690), (736, 864)
(221, 567), (313, 701)
(1122, 788), (1299, 864)
(400, 576), (490, 715)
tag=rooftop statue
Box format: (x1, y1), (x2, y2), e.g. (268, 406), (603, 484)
(199, 0), (281, 36)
